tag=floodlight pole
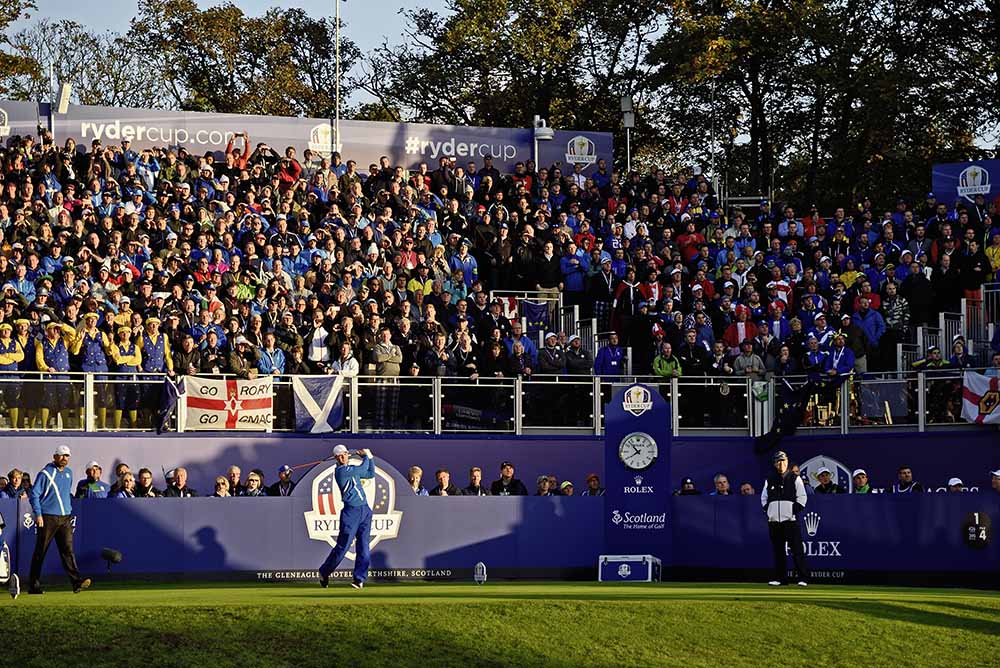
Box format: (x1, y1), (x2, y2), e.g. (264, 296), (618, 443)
(335, 0), (341, 154)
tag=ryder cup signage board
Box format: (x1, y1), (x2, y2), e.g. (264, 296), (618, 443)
(604, 384), (672, 565)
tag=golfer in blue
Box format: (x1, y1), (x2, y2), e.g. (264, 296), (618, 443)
(319, 445), (374, 590)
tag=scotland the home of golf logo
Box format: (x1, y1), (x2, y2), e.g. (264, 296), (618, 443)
(303, 457), (402, 558)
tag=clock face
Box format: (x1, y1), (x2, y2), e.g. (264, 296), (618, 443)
(618, 432), (658, 471)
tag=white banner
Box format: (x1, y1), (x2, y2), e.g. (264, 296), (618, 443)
(961, 371), (1000, 425)
(183, 376), (274, 431)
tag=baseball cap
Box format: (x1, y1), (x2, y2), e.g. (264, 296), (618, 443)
(817, 466), (832, 475)
(278, 465), (293, 474)
(86, 460), (100, 470)
(586, 473), (599, 482)
(560, 481), (573, 490)
(681, 477), (694, 486)
(772, 451), (788, 462)
(545, 331), (557, 340)
(501, 461), (514, 469)
(947, 477), (963, 486)
(991, 469), (1000, 477)
(54, 445), (71, 456)
(852, 469), (867, 478)
(332, 444), (349, 456)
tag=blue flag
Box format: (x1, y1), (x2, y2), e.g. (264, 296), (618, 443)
(157, 377), (184, 434)
(522, 300), (549, 333)
(293, 375), (346, 433)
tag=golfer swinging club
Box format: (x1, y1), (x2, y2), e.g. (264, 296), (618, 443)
(318, 445), (374, 590)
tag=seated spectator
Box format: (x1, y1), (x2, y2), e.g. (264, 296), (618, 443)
(240, 471), (268, 496)
(564, 334), (593, 374)
(135, 468), (161, 497)
(947, 477), (965, 493)
(114, 472), (136, 498)
(211, 476), (230, 498)
(267, 465), (296, 497)
(814, 467), (845, 493)
(163, 466), (197, 497)
(652, 342), (682, 378)
(675, 477), (700, 495)
(2, 469), (27, 499)
(990, 469), (1000, 494)
(739, 482), (755, 496)
(559, 480), (574, 496)
(227, 466), (246, 496)
(429, 469), (462, 496)
(463, 467), (490, 496)
(852, 469), (873, 494)
(108, 463), (131, 497)
(535, 475), (555, 496)
(892, 466), (923, 494)
(490, 461), (528, 496)
(582, 473), (605, 496)
(75, 461), (110, 499)
(709, 474), (731, 495)
(407, 466), (429, 496)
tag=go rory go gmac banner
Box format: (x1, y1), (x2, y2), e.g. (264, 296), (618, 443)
(183, 376), (273, 430)
(961, 371), (1000, 425)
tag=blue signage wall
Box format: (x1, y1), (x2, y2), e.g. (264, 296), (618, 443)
(931, 160), (999, 208)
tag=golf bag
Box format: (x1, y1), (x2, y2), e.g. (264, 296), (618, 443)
(0, 511), (19, 599)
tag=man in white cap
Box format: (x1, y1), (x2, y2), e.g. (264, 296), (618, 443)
(814, 466), (845, 494)
(74, 460), (109, 499)
(28, 445), (91, 594)
(991, 469), (1000, 494)
(318, 445), (375, 590)
(947, 477), (965, 493)
(852, 469), (873, 494)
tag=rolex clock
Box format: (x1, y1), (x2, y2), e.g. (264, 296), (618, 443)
(618, 432), (658, 471)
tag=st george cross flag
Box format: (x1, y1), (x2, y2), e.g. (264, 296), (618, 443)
(293, 375), (346, 433)
(183, 376), (273, 430)
(961, 371), (1000, 424)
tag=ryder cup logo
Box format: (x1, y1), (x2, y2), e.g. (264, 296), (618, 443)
(804, 512), (821, 537)
(308, 123), (335, 158)
(622, 386), (653, 417)
(957, 165), (990, 202)
(0, 108), (9, 138)
(618, 564), (631, 578)
(303, 458), (402, 558)
(565, 135), (597, 167)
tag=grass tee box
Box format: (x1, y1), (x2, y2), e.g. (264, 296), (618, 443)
(6, 581), (1000, 668)
(598, 554), (662, 582)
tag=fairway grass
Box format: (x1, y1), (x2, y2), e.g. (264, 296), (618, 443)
(7, 582), (998, 667)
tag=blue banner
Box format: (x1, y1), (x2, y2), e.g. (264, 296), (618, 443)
(931, 160), (1000, 209)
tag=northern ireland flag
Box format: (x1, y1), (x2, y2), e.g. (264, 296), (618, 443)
(961, 371), (1000, 424)
(183, 376), (274, 430)
(292, 375), (346, 433)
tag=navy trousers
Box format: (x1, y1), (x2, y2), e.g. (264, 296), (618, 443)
(319, 503), (373, 583)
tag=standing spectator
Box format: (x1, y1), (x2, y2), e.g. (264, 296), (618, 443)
(853, 297), (885, 372)
(490, 461), (528, 496)
(538, 332), (565, 375)
(535, 241), (563, 323)
(257, 331), (286, 376)
(732, 339), (765, 380)
(28, 445), (91, 594)
(594, 332), (624, 379)
(463, 467), (491, 496)
(652, 342), (682, 379)
(880, 283), (910, 369)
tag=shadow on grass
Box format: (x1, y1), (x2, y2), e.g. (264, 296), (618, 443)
(812, 600), (1000, 637)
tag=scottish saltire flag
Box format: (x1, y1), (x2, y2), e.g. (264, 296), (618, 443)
(157, 376), (184, 434)
(961, 371), (1000, 424)
(293, 375), (346, 433)
(522, 299), (549, 333)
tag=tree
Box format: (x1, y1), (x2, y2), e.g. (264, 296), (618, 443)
(131, 0), (360, 117)
(0, 0), (39, 97)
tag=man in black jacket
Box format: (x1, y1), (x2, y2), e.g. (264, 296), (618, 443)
(490, 461), (528, 496)
(463, 467), (491, 496)
(814, 467), (845, 494)
(429, 469), (463, 496)
(760, 451), (809, 586)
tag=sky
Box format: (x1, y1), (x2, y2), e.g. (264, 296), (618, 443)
(14, 0), (447, 102)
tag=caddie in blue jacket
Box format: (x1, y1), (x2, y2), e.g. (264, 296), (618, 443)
(28, 444), (90, 594)
(318, 445), (375, 590)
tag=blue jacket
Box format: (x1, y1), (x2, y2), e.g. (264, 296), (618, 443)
(560, 253), (589, 293)
(75, 479), (110, 499)
(30, 463), (75, 516)
(335, 453), (375, 507)
(594, 345), (624, 377)
(823, 346), (855, 384)
(257, 347), (286, 374)
(854, 308), (886, 346)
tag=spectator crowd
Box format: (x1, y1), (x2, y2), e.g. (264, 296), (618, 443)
(3, 458), (998, 500)
(1, 127), (999, 430)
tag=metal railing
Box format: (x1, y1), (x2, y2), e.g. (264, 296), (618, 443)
(0, 369), (994, 437)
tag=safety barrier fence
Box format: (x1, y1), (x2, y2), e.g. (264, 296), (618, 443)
(0, 367), (993, 437)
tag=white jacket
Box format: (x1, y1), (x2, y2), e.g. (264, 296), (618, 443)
(760, 475), (808, 522)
